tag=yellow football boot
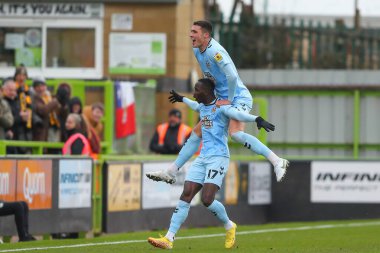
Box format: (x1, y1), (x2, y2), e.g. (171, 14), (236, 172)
(148, 236), (173, 249)
(225, 222), (237, 249)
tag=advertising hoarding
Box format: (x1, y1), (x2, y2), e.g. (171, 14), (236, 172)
(107, 163), (141, 212)
(311, 161), (380, 203)
(142, 162), (196, 209)
(59, 159), (92, 209)
(16, 160), (52, 210)
(248, 162), (271, 205)
(0, 160), (17, 202)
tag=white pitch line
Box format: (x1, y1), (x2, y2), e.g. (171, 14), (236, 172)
(1, 221), (380, 252)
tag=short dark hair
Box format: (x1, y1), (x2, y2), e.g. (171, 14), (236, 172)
(169, 108), (181, 119)
(198, 78), (215, 93)
(193, 20), (213, 34)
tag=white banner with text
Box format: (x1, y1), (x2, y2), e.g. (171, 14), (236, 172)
(59, 159), (92, 209)
(248, 162), (271, 205)
(142, 162), (198, 209)
(311, 161), (380, 203)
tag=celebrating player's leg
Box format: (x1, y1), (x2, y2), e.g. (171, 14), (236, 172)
(148, 158), (237, 250)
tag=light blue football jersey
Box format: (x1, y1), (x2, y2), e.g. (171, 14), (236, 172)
(193, 38), (252, 105)
(198, 100), (230, 158)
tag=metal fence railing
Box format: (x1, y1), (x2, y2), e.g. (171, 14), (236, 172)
(211, 16), (380, 70)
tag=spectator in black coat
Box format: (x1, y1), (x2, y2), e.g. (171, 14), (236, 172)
(2, 78), (28, 154)
(0, 200), (36, 242)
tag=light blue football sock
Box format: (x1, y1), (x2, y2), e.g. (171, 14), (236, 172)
(207, 200), (230, 224)
(174, 132), (201, 168)
(231, 131), (271, 158)
(168, 200), (191, 235)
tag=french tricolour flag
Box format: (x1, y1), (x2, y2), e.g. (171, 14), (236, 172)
(115, 81), (136, 138)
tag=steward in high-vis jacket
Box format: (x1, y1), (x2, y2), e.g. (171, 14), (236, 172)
(150, 109), (192, 154)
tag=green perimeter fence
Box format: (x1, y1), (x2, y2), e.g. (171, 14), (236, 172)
(251, 89), (378, 160)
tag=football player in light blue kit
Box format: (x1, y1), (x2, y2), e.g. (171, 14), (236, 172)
(148, 78), (275, 250)
(147, 20), (288, 184)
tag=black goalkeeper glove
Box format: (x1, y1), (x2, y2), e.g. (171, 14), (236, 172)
(255, 116), (275, 132)
(168, 90), (184, 103)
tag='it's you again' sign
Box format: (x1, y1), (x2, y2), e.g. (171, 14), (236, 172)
(0, 3), (103, 18)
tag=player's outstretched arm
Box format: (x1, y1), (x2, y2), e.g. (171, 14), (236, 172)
(183, 97), (200, 112)
(222, 106), (275, 132)
(168, 90), (200, 112)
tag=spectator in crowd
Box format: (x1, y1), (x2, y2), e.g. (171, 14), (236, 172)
(13, 65), (33, 135)
(150, 109), (192, 154)
(2, 78), (28, 154)
(31, 78), (60, 142)
(68, 96), (89, 149)
(55, 83), (71, 142)
(13, 65), (28, 90)
(0, 82), (14, 139)
(83, 102), (103, 138)
(69, 97), (83, 114)
(0, 200), (36, 242)
(82, 103), (104, 154)
(62, 113), (91, 156)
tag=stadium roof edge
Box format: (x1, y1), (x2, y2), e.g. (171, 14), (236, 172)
(4, 0), (179, 3)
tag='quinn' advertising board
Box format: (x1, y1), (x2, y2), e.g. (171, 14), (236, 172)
(16, 160), (52, 209)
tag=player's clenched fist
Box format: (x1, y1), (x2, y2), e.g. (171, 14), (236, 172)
(255, 116), (275, 132)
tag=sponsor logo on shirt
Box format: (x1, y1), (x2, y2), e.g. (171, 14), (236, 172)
(214, 52), (223, 62)
(201, 115), (213, 129)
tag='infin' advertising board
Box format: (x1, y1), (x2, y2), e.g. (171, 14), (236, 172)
(311, 161), (380, 203)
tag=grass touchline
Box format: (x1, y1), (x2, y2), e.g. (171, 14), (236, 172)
(1, 220), (380, 253)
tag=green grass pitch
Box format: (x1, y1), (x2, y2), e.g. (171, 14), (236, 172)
(1, 219), (380, 253)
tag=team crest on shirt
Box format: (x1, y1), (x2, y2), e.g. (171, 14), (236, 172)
(201, 115), (213, 129)
(214, 52), (223, 62)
